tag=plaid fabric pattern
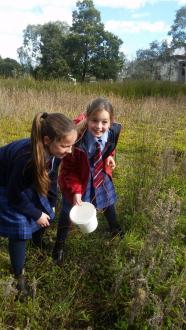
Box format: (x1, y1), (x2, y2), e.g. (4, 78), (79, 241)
(82, 168), (117, 210)
(61, 170), (116, 213)
(0, 187), (55, 240)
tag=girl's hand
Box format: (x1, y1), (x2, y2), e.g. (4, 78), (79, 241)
(73, 194), (82, 205)
(36, 212), (50, 227)
(106, 156), (116, 170)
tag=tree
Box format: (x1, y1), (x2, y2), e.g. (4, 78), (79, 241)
(92, 31), (124, 80)
(127, 6), (186, 80)
(168, 6), (186, 53)
(132, 41), (160, 79)
(17, 24), (42, 72)
(0, 57), (23, 77)
(18, 21), (70, 78)
(65, 0), (123, 81)
(129, 40), (173, 80)
(17, 0), (124, 80)
(36, 22), (70, 79)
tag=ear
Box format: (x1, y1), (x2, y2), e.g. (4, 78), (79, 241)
(43, 136), (51, 146)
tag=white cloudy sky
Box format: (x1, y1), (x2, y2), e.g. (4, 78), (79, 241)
(0, 0), (186, 61)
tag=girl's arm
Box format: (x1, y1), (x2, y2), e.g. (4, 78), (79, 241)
(7, 156), (43, 221)
(11, 189), (43, 220)
(47, 158), (61, 207)
(58, 153), (83, 195)
(73, 193), (82, 205)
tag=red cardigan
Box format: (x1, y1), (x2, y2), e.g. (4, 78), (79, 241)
(58, 147), (113, 203)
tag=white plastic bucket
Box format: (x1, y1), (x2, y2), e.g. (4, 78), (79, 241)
(69, 202), (97, 234)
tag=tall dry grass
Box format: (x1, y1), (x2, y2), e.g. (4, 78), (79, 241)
(0, 84), (185, 123)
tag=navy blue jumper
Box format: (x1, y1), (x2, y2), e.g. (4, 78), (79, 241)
(0, 138), (60, 240)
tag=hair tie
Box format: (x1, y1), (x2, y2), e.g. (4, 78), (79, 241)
(41, 112), (48, 119)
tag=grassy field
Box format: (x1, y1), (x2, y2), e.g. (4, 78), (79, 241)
(0, 79), (186, 329)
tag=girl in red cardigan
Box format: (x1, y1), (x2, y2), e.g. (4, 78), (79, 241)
(53, 97), (123, 263)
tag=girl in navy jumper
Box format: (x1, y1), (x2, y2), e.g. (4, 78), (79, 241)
(0, 112), (77, 296)
(53, 97), (123, 264)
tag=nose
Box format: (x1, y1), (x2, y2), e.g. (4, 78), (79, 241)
(66, 145), (72, 153)
(96, 121), (102, 129)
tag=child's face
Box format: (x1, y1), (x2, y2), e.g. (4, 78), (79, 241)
(44, 129), (77, 158)
(87, 110), (111, 137)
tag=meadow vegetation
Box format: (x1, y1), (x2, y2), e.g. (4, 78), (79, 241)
(0, 78), (185, 329)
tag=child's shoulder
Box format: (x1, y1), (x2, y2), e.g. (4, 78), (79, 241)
(110, 122), (122, 132)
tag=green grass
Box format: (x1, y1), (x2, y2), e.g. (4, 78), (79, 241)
(0, 77), (186, 99)
(0, 80), (185, 329)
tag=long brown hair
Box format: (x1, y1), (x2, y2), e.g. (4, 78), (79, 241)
(31, 112), (76, 196)
(76, 97), (114, 137)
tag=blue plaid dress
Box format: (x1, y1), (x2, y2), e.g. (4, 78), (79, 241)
(82, 159), (117, 210)
(0, 187), (54, 240)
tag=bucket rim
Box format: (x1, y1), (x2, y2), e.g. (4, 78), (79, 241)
(70, 202), (96, 225)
